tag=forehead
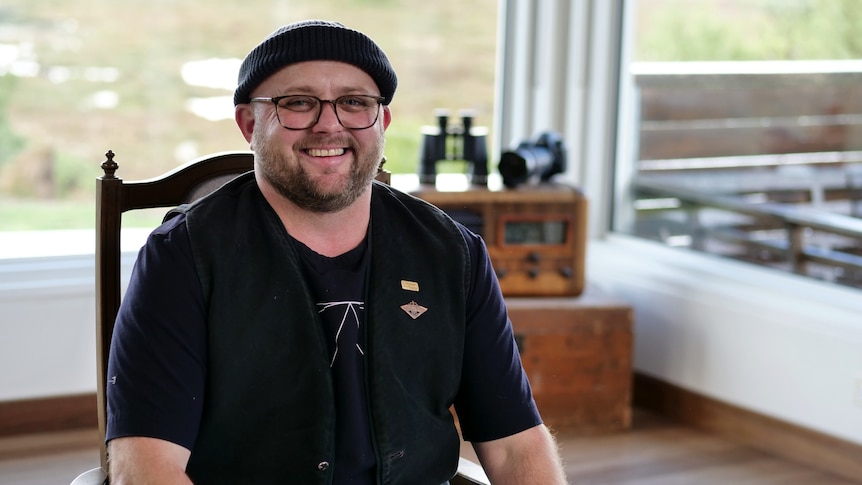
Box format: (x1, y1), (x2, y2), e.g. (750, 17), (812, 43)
(254, 60), (379, 95)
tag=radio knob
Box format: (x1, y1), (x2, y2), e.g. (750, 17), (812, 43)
(528, 268), (540, 279)
(560, 267), (574, 278)
(496, 268), (508, 279)
(527, 252), (541, 263)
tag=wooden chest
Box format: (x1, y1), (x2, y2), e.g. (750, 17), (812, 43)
(507, 287), (633, 433)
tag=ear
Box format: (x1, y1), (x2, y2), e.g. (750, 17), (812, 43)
(235, 104), (256, 145)
(381, 105), (392, 131)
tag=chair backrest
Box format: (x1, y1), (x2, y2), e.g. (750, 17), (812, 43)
(94, 149), (255, 469)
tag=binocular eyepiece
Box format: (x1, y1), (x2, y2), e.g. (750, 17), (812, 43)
(498, 132), (567, 188)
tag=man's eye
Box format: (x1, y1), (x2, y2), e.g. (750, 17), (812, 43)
(341, 96), (371, 107)
(280, 97), (317, 111)
(338, 96), (374, 112)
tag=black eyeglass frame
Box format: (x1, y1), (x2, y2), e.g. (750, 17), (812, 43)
(249, 94), (385, 130)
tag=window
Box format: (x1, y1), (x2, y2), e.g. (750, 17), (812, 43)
(0, 0), (498, 232)
(616, 0), (862, 289)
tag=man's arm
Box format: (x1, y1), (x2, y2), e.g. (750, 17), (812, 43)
(472, 424), (567, 485)
(109, 437), (193, 485)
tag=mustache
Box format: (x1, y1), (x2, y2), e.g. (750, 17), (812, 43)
(294, 135), (356, 151)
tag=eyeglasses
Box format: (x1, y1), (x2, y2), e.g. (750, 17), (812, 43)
(249, 94), (385, 130)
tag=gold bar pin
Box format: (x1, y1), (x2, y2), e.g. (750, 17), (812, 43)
(401, 280), (420, 292)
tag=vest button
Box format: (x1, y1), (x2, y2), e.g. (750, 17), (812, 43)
(317, 461), (330, 471)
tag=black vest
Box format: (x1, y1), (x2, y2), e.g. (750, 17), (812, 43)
(178, 173), (469, 485)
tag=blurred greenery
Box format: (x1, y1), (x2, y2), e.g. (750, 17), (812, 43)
(0, 197), (165, 230)
(635, 0), (862, 61)
(0, 0), (498, 229)
(0, 75), (26, 167)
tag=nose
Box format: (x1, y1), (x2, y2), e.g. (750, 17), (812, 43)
(312, 101), (342, 131)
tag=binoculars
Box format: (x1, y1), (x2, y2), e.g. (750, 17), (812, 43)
(419, 110), (489, 186)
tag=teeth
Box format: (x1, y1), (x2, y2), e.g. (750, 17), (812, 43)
(307, 148), (345, 157)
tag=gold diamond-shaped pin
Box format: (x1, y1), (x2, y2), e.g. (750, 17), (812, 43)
(400, 300), (428, 320)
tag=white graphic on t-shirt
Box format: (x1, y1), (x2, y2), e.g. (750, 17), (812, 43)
(317, 300), (365, 367)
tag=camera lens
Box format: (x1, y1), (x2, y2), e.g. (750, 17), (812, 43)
(498, 132), (566, 188)
(499, 147), (549, 188)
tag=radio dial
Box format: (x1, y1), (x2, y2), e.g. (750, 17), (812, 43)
(528, 268), (540, 279)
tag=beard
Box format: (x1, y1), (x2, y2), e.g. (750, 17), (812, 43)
(253, 128), (384, 213)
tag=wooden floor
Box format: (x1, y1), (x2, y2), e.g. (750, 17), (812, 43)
(0, 409), (856, 485)
(555, 410), (858, 484)
(0, 428), (100, 485)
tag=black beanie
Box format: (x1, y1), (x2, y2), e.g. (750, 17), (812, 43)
(234, 20), (397, 106)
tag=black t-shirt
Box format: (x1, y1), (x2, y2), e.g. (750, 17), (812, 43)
(106, 213), (541, 482)
(292, 235), (375, 483)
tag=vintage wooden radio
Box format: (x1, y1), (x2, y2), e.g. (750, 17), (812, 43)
(399, 176), (588, 297)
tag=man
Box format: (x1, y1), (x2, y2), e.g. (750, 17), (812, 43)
(106, 20), (567, 485)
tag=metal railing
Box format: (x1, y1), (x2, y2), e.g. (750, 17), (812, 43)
(634, 177), (862, 288)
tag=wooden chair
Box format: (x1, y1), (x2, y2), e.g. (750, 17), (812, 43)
(73, 150), (489, 485)
(71, 149), (256, 485)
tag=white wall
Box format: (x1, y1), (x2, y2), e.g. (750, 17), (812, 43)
(589, 235), (862, 446)
(0, 253), (95, 401)
(0, 229), (144, 401)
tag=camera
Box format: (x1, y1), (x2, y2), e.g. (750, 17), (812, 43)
(498, 132), (567, 188)
(419, 110), (489, 186)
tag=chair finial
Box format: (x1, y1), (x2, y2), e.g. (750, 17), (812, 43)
(101, 150), (118, 178)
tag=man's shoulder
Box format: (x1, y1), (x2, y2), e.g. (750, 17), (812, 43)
(372, 179), (427, 203)
(370, 180), (453, 220)
(192, 171), (259, 207)
(173, 171), (262, 221)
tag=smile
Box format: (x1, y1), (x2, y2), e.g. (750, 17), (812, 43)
(306, 148), (346, 157)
